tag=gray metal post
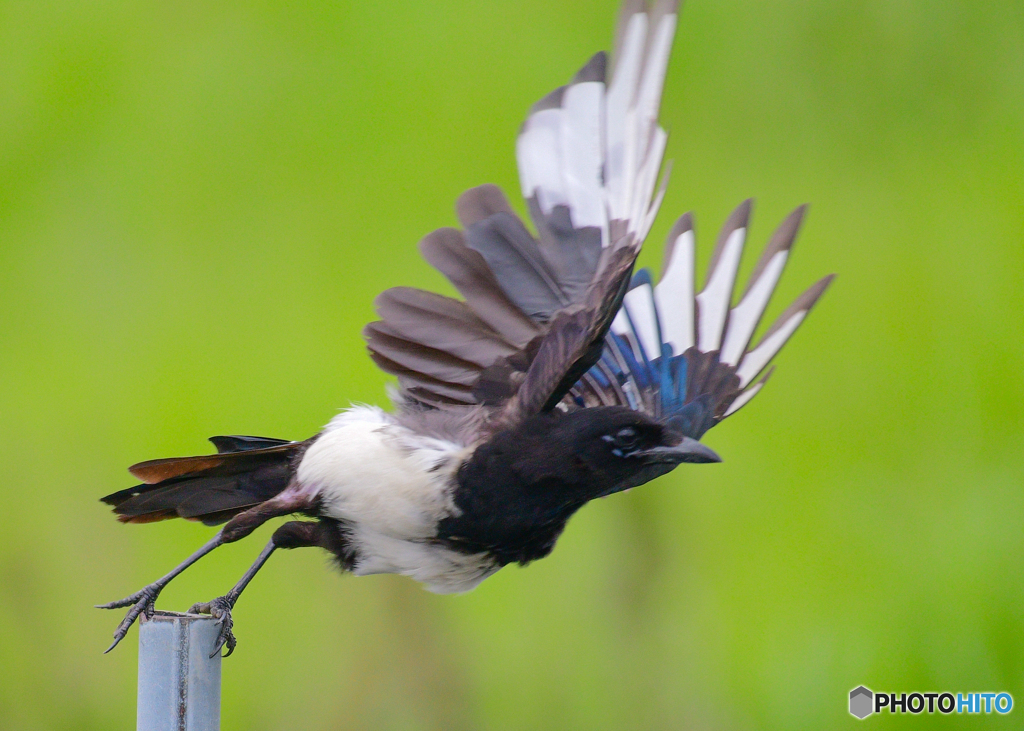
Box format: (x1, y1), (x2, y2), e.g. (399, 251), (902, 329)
(137, 611), (221, 731)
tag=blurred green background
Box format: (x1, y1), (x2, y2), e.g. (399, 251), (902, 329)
(1, 0), (1022, 728)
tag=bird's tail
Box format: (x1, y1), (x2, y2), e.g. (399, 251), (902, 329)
(572, 200), (833, 438)
(101, 436), (306, 526)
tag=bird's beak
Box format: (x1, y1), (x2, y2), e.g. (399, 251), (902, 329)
(636, 437), (722, 464)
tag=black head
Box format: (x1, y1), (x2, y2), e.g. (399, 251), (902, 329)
(445, 407), (721, 566)
(542, 406), (720, 496)
(497, 406), (721, 502)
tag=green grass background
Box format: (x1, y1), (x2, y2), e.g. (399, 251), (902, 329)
(1, 0), (1022, 728)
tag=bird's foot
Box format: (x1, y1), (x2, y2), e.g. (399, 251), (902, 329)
(189, 596), (237, 658)
(96, 584), (162, 653)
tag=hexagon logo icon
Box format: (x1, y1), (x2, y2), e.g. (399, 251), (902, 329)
(850, 686), (873, 719)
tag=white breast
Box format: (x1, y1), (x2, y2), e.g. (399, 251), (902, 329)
(296, 406), (498, 593)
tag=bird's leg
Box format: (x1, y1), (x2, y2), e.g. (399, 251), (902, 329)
(190, 540), (275, 658)
(189, 520), (329, 658)
(98, 490), (315, 653)
(97, 532), (225, 653)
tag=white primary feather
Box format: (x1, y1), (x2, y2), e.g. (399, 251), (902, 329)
(628, 125), (668, 237)
(516, 3), (677, 249)
(654, 226), (695, 355)
(719, 249), (789, 365)
(560, 81), (607, 235)
(632, 11), (676, 171)
(610, 308), (631, 338)
(724, 378), (765, 416)
(638, 161), (671, 242)
(605, 12), (647, 222)
(516, 108), (568, 214)
(696, 227), (745, 351)
(736, 310), (806, 386)
(618, 107), (641, 232)
(622, 282), (661, 359)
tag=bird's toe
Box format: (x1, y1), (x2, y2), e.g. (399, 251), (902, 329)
(100, 585), (161, 653)
(189, 595), (237, 658)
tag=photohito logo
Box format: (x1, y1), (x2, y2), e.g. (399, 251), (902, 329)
(848, 686), (1012, 719)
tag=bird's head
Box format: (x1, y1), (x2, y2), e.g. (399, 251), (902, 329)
(504, 406), (721, 502)
(448, 407), (722, 565)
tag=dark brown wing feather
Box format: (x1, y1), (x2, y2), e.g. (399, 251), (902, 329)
(366, 206), (643, 438)
(375, 287), (520, 363)
(496, 245), (637, 427)
(418, 228), (540, 347)
(104, 439), (308, 525)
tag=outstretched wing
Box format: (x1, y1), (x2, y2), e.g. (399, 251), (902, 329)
(365, 1), (680, 437)
(573, 201), (834, 438)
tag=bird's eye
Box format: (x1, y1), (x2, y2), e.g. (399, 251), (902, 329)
(612, 426), (640, 450)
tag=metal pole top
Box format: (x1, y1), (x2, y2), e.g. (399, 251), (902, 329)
(137, 611), (221, 731)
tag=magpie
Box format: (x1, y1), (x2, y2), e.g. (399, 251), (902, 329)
(99, 0), (833, 657)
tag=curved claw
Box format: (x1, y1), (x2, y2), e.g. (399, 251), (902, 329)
(189, 596), (237, 658)
(99, 585), (161, 653)
(96, 586), (155, 611)
(214, 623), (237, 658)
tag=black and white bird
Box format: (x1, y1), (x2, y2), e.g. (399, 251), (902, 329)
(99, 0), (833, 657)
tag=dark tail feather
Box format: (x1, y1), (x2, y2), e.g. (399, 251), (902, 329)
(102, 436), (308, 526)
(208, 435), (292, 453)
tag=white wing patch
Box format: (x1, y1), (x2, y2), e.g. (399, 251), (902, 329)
(736, 310), (806, 386)
(723, 368), (773, 416)
(605, 12), (648, 223)
(517, 1), (678, 249)
(560, 81), (606, 232)
(516, 109), (568, 215)
(632, 12), (676, 175)
(654, 224), (694, 355)
(696, 226), (745, 351)
(622, 282), (661, 359)
(719, 249), (789, 365)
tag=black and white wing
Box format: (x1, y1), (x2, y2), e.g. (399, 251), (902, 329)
(573, 201), (834, 439)
(364, 1), (680, 439)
